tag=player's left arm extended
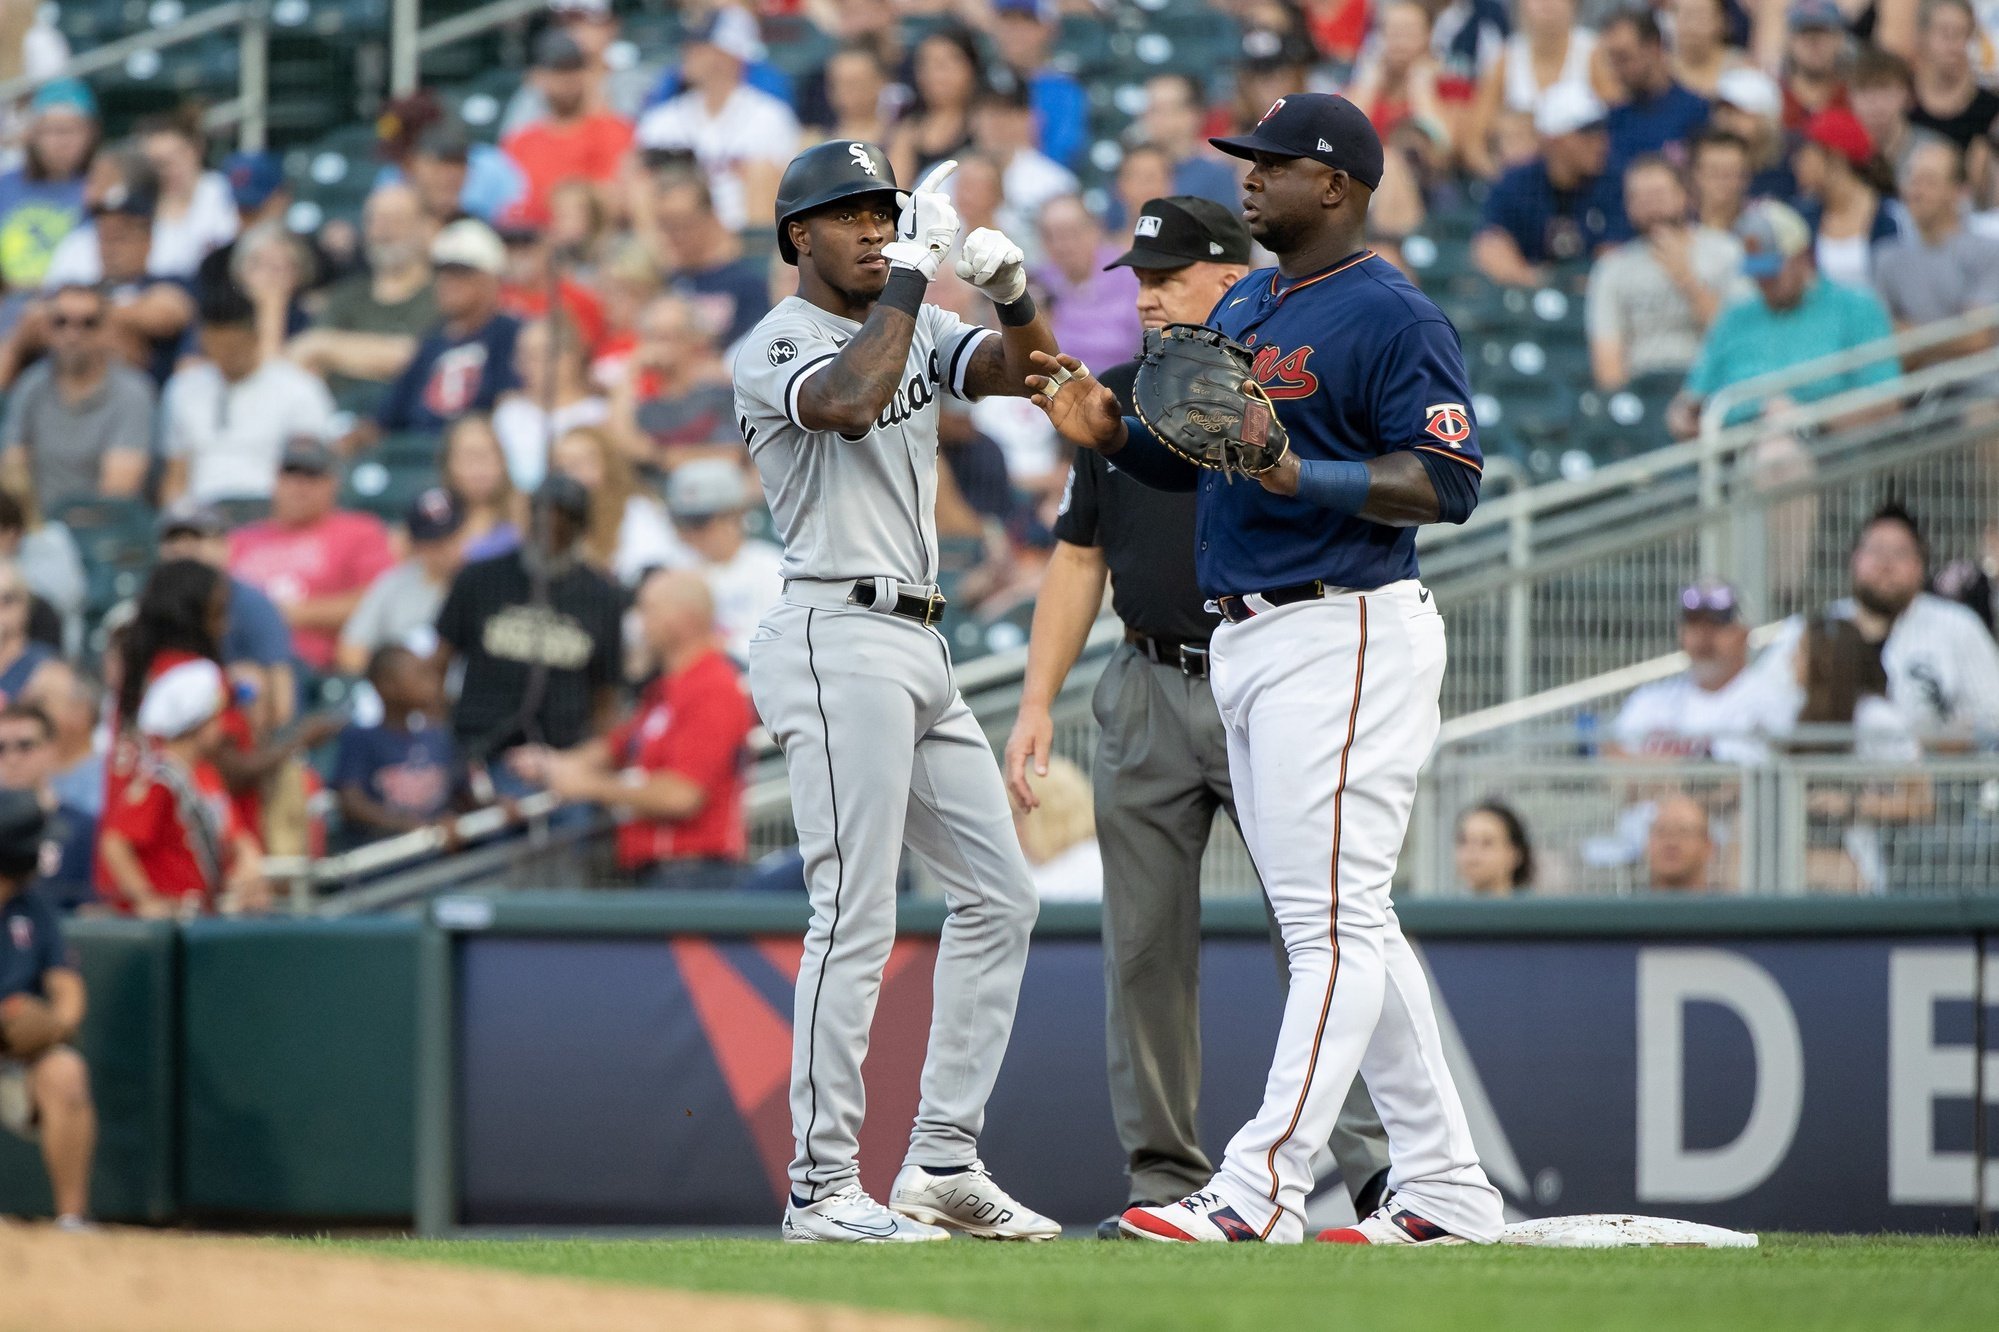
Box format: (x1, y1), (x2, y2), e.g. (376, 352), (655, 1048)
(952, 227), (1061, 399)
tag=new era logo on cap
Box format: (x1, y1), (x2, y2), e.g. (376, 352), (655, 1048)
(1318, 138), (1334, 151)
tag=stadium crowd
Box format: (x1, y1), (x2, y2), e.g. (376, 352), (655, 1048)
(0, 0), (1991, 911)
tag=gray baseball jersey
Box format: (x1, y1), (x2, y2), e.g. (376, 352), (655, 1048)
(733, 293), (1037, 1208)
(732, 296), (996, 585)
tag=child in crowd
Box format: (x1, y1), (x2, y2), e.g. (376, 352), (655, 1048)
(331, 645), (466, 848)
(95, 659), (267, 917)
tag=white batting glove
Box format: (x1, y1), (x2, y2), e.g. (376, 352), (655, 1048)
(882, 160), (962, 281)
(955, 227), (1028, 305)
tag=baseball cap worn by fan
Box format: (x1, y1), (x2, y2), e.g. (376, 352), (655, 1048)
(279, 436), (338, 476)
(1106, 196), (1254, 271)
(536, 473), (592, 524)
(432, 218), (507, 275)
(223, 151), (284, 213)
(1210, 92), (1386, 190)
(92, 183), (155, 221)
(1679, 579), (1740, 622)
(139, 658), (227, 741)
(406, 487), (465, 544)
(1534, 82), (1608, 138)
(690, 6), (766, 64)
(1736, 199), (1811, 278)
(1713, 67), (1781, 119)
(1802, 107), (1874, 168)
(156, 498), (227, 541)
(1788, 0), (1846, 30)
(532, 28), (589, 72)
(667, 459), (751, 521)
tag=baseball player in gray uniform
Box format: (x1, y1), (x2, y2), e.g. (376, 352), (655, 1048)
(736, 140), (1063, 1243)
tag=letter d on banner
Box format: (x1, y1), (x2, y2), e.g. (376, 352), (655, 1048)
(1636, 948), (1804, 1202)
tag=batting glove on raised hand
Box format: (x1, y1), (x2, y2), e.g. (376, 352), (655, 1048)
(882, 160), (962, 281)
(954, 227), (1028, 305)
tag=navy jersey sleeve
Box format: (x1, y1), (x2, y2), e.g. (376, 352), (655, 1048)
(1050, 451), (1102, 546)
(1112, 418), (1201, 492)
(1368, 320), (1484, 475)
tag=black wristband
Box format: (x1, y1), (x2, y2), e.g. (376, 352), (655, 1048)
(879, 266), (928, 319)
(996, 292), (1038, 327)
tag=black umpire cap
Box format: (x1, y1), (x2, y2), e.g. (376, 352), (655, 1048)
(773, 140), (899, 265)
(1210, 92), (1385, 190)
(1106, 196), (1253, 271)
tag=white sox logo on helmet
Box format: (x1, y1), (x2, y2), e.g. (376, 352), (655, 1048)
(1424, 402), (1471, 446)
(849, 143), (877, 175)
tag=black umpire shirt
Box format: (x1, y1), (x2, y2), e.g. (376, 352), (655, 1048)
(435, 549), (627, 757)
(1050, 360), (1221, 644)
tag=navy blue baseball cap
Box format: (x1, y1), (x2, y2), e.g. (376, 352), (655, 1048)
(224, 150), (285, 211)
(1210, 93), (1385, 190)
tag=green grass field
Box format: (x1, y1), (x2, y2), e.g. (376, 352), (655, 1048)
(339, 1234), (1999, 1332)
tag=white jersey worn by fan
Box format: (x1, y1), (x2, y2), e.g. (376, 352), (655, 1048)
(1610, 653), (1797, 764)
(733, 293), (1041, 1206)
(1766, 594), (1999, 737)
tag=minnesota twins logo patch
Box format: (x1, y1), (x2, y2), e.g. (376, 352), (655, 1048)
(1259, 97), (1287, 125)
(768, 339), (798, 366)
(1424, 402), (1472, 445)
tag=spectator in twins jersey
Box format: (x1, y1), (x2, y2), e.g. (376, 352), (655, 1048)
(1608, 579), (1795, 762)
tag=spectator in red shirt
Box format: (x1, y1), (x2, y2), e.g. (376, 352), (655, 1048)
(508, 568), (753, 889)
(495, 202), (609, 356)
(226, 438), (398, 674)
(1782, 0), (1850, 132)
(96, 658), (267, 918)
(500, 28), (634, 219)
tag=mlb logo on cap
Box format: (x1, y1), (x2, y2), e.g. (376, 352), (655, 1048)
(1135, 215), (1164, 238)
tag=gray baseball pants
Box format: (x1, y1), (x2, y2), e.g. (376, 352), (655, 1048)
(747, 583), (1039, 1202)
(1092, 643), (1391, 1207)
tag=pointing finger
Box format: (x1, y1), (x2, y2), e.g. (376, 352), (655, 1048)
(914, 159), (959, 193)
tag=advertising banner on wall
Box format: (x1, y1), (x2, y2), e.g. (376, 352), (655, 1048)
(450, 931), (1996, 1233)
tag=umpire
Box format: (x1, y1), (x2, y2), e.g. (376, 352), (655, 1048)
(1003, 197), (1391, 1238)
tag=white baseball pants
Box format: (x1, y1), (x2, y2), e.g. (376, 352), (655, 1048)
(747, 591), (1039, 1202)
(1204, 581), (1503, 1243)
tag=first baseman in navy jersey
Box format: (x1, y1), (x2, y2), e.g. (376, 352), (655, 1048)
(1028, 93), (1505, 1246)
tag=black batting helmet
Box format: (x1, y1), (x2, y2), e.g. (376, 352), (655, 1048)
(774, 140), (899, 265)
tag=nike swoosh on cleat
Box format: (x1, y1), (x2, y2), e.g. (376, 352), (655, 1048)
(829, 1216), (901, 1238)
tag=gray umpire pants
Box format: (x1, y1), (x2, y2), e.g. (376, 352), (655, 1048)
(1093, 642), (1391, 1207)
(748, 585), (1039, 1202)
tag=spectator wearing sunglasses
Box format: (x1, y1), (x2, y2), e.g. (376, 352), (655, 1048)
(0, 703), (94, 911)
(0, 284), (153, 510)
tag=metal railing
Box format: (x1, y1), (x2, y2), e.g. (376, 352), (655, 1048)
(1418, 311), (1999, 718)
(1411, 750), (1999, 899)
(0, 1), (271, 148)
(391, 0), (546, 95)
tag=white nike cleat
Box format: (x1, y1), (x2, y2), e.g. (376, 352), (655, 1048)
(1119, 1190), (1264, 1243)
(782, 1183), (950, 1243)
(1316, 1203), (1472, 1246)
(889, 1162), (1063, 1241)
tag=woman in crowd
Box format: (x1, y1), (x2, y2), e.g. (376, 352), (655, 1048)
(548, 178), (613, 281)
(438, 415), (525, 563)
(1346, 1), (1451, 156)
(0, 489), (83, 654)
(1788, 616), (1929, 893)
(1466, 0), (1609, 176)
(549, 425), (681, 585)
(1668, 0), (1751, 98)
(818, 42), (896, 145)
(888, 25), (988, 185)
(1907, 0), (1998, 203)
(1454, 800), (1535, 896)
(1791, 107), (1901, 290)
(492, 314), (609, 492)
(232, 222), (317, 363)
(0, 556), (54, 707)
(135, 114), (239, 281)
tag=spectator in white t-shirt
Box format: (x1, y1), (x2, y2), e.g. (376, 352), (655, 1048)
(634, 7), (799, 233)
(970, 84), (1078, 246)
(1585, 155), (1741, 390)
(135, 115), (238, 281)
(161, 286), (335, 503)
(1610, 579), (1792, 763)
(1773, 502), (1999, 741)
(664, 458), (781, 663)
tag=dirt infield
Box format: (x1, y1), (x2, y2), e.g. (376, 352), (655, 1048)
(0, 1223), (964, 1332)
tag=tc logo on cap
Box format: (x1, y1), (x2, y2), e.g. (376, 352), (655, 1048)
(1259, 98), (1287, 125)
(849, 143), (877, 175)
(1135, 214), (1163, 238)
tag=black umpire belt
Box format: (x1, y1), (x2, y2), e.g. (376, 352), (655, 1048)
(1125, 628), (1211, 677)
(1211, 580), (1345, 624)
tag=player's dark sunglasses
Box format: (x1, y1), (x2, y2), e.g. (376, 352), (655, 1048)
(49, 313), (102, 331)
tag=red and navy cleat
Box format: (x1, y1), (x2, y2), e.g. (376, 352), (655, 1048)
(1119, 1191), (1265, 1243)
(1317, 1205), (1470, 1246)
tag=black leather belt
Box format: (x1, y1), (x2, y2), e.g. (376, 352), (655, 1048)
(1125, 628), (1211, 677)
(1214, 580), (1329, 624)
(847, 580), (948, 626)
